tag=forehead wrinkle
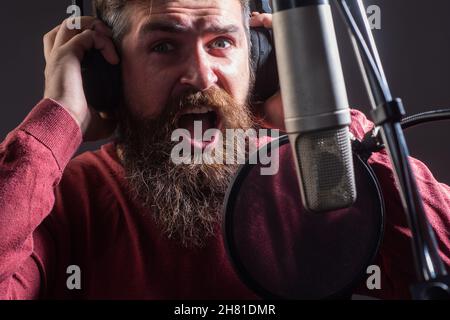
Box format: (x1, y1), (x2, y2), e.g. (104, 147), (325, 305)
(148, 0), (226, 15)
(141, 1), (242, 27)
(123, 0), (249, 44)
(138, 20), (189, 37)
(138, 15), (243, 39)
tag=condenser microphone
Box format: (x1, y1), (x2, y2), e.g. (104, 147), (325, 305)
(272, 0), (357, 212)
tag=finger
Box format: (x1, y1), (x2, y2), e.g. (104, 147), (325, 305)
(63, 29), (120, 65)
(250, 13), (273, 29)
(91, 32), (120, 65)
(90, 19), (113, 38)
(43, 25), (61, 62)
(263, 91), (285, 130)
(53, 16), (97, 48)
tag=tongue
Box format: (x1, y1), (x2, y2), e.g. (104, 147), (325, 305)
(178, 112), (216, 138)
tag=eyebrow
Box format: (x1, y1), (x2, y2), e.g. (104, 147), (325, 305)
(138, 21), (241, 38)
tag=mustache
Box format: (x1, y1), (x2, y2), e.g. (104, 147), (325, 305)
(165, 87), (237, 127)
(118, 86), (254, 142)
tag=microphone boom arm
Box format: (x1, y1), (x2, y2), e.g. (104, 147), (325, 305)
(336, 0), (450, 299)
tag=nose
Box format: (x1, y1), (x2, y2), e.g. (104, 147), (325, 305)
(179, 44), (218, 91)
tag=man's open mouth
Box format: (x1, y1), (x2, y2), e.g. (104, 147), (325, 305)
(176, 106), (223, 149)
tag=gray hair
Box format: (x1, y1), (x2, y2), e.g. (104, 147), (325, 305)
(93, 0), (251, 45)
(93, 0), (255, 99)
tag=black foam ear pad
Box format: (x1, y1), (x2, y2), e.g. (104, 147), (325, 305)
(81, 50), (122, 113)
(80, 0), (122, 113)
(250, 27), (279, 102)
(249, 0), (279, 102)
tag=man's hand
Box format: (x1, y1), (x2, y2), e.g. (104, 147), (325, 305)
(250, 12), (285, 131)
(43, 17), (120, 141)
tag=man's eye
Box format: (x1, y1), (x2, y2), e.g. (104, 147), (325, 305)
(152, 42), (175, 53)
(209, 38), (233, 50)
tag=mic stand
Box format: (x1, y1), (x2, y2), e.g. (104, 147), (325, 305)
(336, 0), (450, 299)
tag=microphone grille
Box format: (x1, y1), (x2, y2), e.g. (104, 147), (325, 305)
(295, 127), (357, 212)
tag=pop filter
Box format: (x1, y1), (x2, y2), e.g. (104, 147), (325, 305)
(223, 135), (385, 299)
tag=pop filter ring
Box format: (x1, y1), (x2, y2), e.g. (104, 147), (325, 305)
(223, 135), (386, 300)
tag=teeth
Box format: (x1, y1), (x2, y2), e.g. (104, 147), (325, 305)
(179, 106), (214, 116)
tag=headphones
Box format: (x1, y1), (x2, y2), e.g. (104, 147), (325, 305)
(79, 0), (279, 113)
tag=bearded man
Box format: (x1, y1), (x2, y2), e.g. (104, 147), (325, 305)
(0, 0), (449, 300)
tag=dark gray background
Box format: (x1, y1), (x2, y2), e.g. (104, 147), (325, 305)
(1, 0), (449, 184)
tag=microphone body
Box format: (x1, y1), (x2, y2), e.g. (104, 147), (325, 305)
(272, 0), (357, 212)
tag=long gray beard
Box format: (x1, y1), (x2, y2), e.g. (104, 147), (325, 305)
(116, 88), (255, 248)
(124, 147), (240, 248)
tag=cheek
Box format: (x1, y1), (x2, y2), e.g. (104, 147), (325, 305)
(216, 51), (251, 104)
(121, 57), (174, 118)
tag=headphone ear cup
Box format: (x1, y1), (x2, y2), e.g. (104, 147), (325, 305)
(81, 49), (122, 113)
(250, 0), (273, 14)
(250, 27), (279, 103)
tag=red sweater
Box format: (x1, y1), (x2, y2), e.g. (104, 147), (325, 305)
(0, 99), (449, 300)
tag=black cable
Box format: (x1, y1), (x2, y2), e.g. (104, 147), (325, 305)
(402, 109), (450, 130)
(357, 108), (450, 158)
